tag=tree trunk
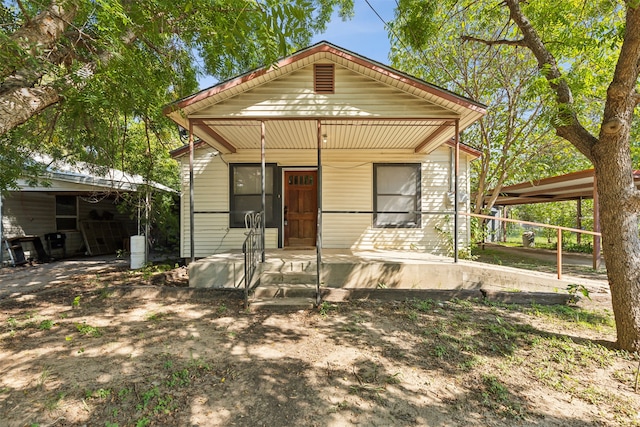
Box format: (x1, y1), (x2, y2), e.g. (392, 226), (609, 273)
(594, 140), (640, 350)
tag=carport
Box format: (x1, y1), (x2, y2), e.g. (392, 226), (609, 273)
(483, 169), (640, 269)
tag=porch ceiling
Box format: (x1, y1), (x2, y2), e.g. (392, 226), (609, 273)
(193, 118), (455, 151)
(165, 42), (486, 155)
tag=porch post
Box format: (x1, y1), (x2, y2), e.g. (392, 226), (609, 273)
(454, 119), (460, 263)
(593, 174), (601, 270)
(261, 121), (266, 262)
(316, 120), (323, 306)
(188, 119), (195, 264)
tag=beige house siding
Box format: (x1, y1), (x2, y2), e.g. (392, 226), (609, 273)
(2, 192), (137, 257)
(179, 145), (471, 258)
(2, 192), (54, 238)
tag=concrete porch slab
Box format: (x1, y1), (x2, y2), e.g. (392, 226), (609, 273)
(188, 249), (608, 295)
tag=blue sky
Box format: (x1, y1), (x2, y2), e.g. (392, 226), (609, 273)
(198, 0), (395, 89)
(311, 0), (395, 64)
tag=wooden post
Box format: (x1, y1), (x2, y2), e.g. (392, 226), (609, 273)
(557, 227), (562, 280)
(261, 121), (266, 263)
(576, 197), (582, 244)
(188, 119), (195, 264)
(316, 120), (323, 306)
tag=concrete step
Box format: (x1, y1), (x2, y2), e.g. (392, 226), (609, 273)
(253, 283), (317, 298)
(249, 297), (316, 311)
(261, 261), (318, 273)
(260, 271), (318, 286)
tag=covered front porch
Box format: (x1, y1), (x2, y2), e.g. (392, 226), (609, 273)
(188, 248), (604, 296)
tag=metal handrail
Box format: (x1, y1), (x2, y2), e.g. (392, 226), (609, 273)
(242, 211), (263, 309)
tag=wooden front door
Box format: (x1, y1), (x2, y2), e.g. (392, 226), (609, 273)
(284, 170), (318, 247)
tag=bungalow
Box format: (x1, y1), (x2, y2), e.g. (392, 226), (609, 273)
(165, 42), (486, 265)
(0, 155), (174, 265)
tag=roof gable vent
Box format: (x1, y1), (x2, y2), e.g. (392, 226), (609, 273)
(314, 64), (335, 94)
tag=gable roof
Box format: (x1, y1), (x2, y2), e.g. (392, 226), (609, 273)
(164, 41), (486, 155)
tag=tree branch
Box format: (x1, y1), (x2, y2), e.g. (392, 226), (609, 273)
(0, 27), (137, 136)
(461, 35), (526, 47)
(600, 6), (640, 136)
(504, 0), (597, 160)
(2, 1), (79, 79)
(0, 84), (61, 135)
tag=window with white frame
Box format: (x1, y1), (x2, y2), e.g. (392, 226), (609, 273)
(373, 164), (421, 228)
(229, 164), (277, 228)
(55, 195), (78, 231)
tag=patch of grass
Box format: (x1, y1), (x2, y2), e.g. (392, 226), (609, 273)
(44, 391), (65, 411)
(87, 388), (111, 399)
(319, 301), (337, 317)
(458, 355), (483, 371)
(406, 310), (418, 321)
(117, 388), (132, 400)
(330, 400), (350, 412)
(480, 375), (524, 419)
(76, 322), (101, 337)
(217, 303), (228, 314)
(525, 304), (614, 331)
(7, 317), (17, 329)
(37, 366), (51, 389)
(38, 319), (54, 330)
(145, 312), (164, 322)
(432, 345), (448, 358)
(165, 368), (190, 387)
(410, 298), (434, 312)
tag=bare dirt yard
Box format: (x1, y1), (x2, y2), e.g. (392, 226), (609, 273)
(0, 260), (639, 426)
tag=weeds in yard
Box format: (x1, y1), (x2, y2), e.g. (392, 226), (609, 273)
(38, 319), (54, 330)
(217, 303), (228, 314)
(145, 312), (164, 322)
(44, 391), (65, 411)
(526, 303), (614, 331)
(319, 301), (337, 317)
(481, 375), (524, 419)
(37, 366), (51, 389)
(7, 317), (17, 329)
(567, 283), (591, 303)
(76, 322), (101, 337)
(86, 388), (111, 399)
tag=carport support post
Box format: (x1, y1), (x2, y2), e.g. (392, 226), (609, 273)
(261, 121), (266, 263)
(593, 175), (601, 270)
(454, 120), (460, 263)
(557, 227), (563, 280)
(189, 119), (195, 264)
(576, 197), (582, 244)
